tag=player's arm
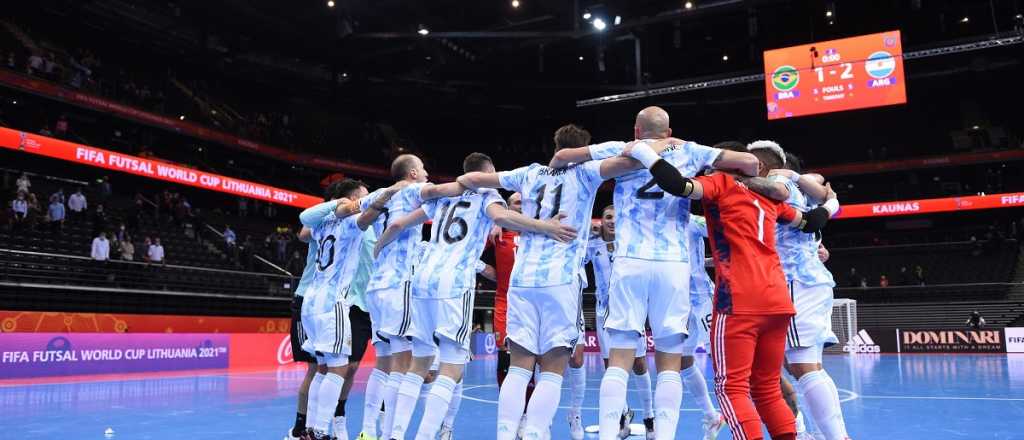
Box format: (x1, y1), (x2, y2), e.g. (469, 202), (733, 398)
(737, 176), (790, 201)
(373, 207), (429, 258)
(477, 261), (497, 282)
(711, 150), (760, 177)
(457, 172), (502, 190)
(419, 182), (466, 201)
(623, 142), (706, 199)
(334, 198), (362, 218)
(356, 181), (409, 230)
(299, 200), (338, 227)
(785, 183), (839, 233)
(548, 147), (593, 168)
(484, 203), (577, 243)
(297, 226), (312, 243)
(768, 169), (829, 204)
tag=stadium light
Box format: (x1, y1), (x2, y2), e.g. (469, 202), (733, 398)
(418, 25), (430, 35)
(582, 11), (592, 20)
(961, 16), (970, 23)
(722, 54), (729, 61)
(614, 15), (622, 25)
(593, 18), (607, 31)
(179, 115), (185, 120)
(512, 0), (520, 8)
(579, 56), (584, 61)
(327, 0), (334, 7)
(826, 10), (833, 17)
(684, 1), (694, 10)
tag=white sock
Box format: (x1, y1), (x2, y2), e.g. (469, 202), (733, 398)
(380, 371), (404, 439)
(598, 367), (629, 440)
(795, 410), (807, 434)
(361, 368), (389, 435)
(414, 375), (457, 440)
(633, 370), (654, 419)
(569, 366), (587, 415)
(653, 370), (682, 440)
(825, 373), (848, 435)
(799, 370), (848, 440)
(306, 372), (325, 430)
(522, 372), (563, 439)
(389, 373), (425, 440)
(443, 380), (463, 427)
(420, 380), (434, 402)
(681, 365), (716, 418)
(313, 372), (346, 434)
(496, 366), (532, 440)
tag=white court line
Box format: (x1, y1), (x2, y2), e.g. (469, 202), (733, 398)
(857, 395), (1024, 402)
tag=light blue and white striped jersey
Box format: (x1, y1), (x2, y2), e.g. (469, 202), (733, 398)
(589, 140), (722, 262)
(685, 214), (715, 305)
(361, 183), (428, 292)
(412, 188), (506, 298)
(346, 228), (377, 311)
(769, 176), (836, 288)
(498, 161), (605, 288)
(308, 212), (363, 304)
(294, 241), (319, 297)
(584, 238), (615, 317)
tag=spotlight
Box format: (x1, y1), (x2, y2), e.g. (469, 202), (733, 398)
(511, 0), (520, 8)
(684, 1), (693, 10)
(592, 18), (607, 31)
(10, 100), (16, 105)
(418, 25), (430, 35)
(578, 56), (584, 61)
(722, 54), (729, 61)
(961, 16), (969, 23)
(179, 115), (185, 120)
(972, 125), (981, 130)
(327, 0), (334, 7)
(825, 10), (832, 17)
(582, 11), (592, 20)
(342, 72), (348, 78)
(828, 20), (835, 25)
(614, 15), (622, 25)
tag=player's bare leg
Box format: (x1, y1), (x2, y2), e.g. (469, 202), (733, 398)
(286, 362), (317, 440)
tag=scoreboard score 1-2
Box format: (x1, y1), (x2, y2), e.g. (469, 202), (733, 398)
(764, 30), (906, 120)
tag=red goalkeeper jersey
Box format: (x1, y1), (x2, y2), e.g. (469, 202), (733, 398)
(695, 172), (798, 316)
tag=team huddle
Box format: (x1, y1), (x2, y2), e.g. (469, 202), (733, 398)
(285, 106), (851, 440)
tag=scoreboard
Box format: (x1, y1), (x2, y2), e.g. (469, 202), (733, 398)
(764, 30), (906, 120)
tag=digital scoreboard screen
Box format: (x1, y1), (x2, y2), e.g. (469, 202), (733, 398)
(764, 30), (906, 120)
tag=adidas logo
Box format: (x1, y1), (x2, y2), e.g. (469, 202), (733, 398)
(843, 329), (881, 353)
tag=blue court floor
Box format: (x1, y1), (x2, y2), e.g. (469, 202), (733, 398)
(2, 353), (1023, 439)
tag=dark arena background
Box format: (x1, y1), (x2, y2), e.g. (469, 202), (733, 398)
(1, 1), (1023, 439)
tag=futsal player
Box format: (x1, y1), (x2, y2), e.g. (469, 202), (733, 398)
(457, 124), (643, 440)
(354, 154), (430, 440)
(578, 205), (654, 440)
(682, 214), (727, 440)
(374, 152), (578, 440)
(297, 179), (371, 440)
(626, 139), (837, 440)
(552, 107), (759, 440)
(763, 147), (851, 440)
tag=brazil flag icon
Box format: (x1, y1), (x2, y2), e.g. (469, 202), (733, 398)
(771, 65), (799, 91)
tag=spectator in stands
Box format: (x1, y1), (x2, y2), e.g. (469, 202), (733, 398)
(16, 173), (30, 194)
(39, 124), (53, 136)
(43, 53), (58, 80)
(98, 176), (112, 204)
(10, 192), (28, 231)
(224, 225), (236, 246)
(275, 233), (289, 263)
(897, 266), (911, 286)
(25, 192), (40, 232)
(141, 237), (152, 262)
(47, 198), (65, 233)
(879, 275), (889, 288)
(120, 236), (135, 261)
(914, 265), (926, 285)
(285, 250), (303, 276)
(51, 188), (65, 204)
(847, 267), (866, 288)
(148, 238), (165, 264)
(55, 114), (69, 139)
(27, 52), (43, 75)
(966, 311), (986, 329)
(114, 223), (128, 243)
(68, 187), (87, 222)
(92, 204), (108, 237)
(91, 232), (110, 261)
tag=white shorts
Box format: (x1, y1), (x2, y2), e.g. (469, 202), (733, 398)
(785, 281), (839, 351)
(596, 309), (646, 359)
(406, 289), (476, 355)
(365, 281), (413, 344)
(681, 297), (712, 356)
(506, 281), (583, 355)
(300, 287), (352, 357)
(605, 258), (691, 347)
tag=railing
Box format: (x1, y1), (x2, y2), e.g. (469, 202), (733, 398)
(0, 248), (292, 297)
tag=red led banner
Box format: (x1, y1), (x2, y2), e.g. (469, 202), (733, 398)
(0, 126), (321, 208)
(835, 192), (1024, 219)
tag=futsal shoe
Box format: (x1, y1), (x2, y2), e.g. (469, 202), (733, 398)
(567, 411), (584, 440)
(283, 429), (300, 440)
(643, 417), (656, 440)
(701, 412), (726, 440)
(438, 423), (454, 440)
(332, 416), (348, 440)
(356, 432), (378, 440)
(617, 408), (634, 439)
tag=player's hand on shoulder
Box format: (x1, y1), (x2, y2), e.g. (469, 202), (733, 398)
(767, 169), (798, 180)
(542, 212), (578, 243)
(825, 182), (837, 200)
